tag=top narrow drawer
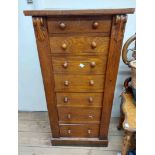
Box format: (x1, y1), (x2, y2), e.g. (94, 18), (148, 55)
(47, 16), (112, 34)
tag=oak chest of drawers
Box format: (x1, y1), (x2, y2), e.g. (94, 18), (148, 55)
(24, 8), (134, 146)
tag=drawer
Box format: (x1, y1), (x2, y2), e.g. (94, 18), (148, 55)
(47, 16), (112, 33)
(52, 56), (107, 74)
(50, 36), (109, 55)
(54, 75), (105, 92)
(58, 107), (101, 123)
(59, 124), (99, 138)
(56, 93), (103, 107)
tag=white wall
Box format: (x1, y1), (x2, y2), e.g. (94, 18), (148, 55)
(18, 0), (135, 117)
(18, 0), (47, 111)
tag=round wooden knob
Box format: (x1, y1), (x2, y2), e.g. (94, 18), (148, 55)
(64, 80), (69, 86)
(88, 97), (93, 103)
(67, 114), (71, 119)
(88, 129), (91, 134)
(59, 22), (66, 29)
(92, 22), (99, 29)
(90, 62), (96, 68)
(64, 97), (68, 103)
(61, 43), (67, 50)
(63, 61), (68, 68)
(89, 80), (94, 86)
(68, 129), (71, 134)
(91, 41), (97, 49)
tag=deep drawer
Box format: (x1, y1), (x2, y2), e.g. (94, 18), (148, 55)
(52, 56), (107, 74)
(59, 124), (100, 138)
(56, 93), (103, 107)
(49, 36), (110, 55)
(57, 107), (101, 124)
(47, 16), (112, 34)
(54, 74), (105, 92)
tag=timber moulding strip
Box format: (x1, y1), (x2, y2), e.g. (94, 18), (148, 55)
(24, 8), (135, 16)
(51, 137), (108, 147)
(99, 15), (128, 139)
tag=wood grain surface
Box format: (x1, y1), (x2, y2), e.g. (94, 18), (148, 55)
(59, 124), (100, 138)
(56, 92), (103, 107)
(47, 16), (112, 33)
(24, 8), (135, 16)
(57, 107), (101, 124)
(50, 36), (110, 55)
(54, 74), (105, 92)
(99, 15), (127, 139)
(52, 56), (107, 74)
(32, 17), (60, 138)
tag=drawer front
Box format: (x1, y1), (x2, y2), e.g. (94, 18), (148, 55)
(58, 107), (101, 123)
(47, 16), (112, 33)
(59, 124), (99, 138)
(50, 36), (109, 55)
(56, 93), (103, 107)
(54, 75), (105, 92)
(52, 56), (107, 74)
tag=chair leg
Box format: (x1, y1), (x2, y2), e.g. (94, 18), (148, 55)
(122, 131), (133, 155)
(117, 102), (124, 130)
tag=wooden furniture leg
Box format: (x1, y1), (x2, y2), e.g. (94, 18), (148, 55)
(119, 92), (136, 154)
(117, 102), (124, 130)
(122, 131), (134, 155)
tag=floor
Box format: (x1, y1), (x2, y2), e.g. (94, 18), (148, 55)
(19, 112), (123, 155)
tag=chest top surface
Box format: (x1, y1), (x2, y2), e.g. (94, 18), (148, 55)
(24, 0), (135, 16)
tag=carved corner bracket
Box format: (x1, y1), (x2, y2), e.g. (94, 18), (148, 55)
(33, 17), (46, 41)
(114, 15), (128, 42)
(115, 15), (127, 24)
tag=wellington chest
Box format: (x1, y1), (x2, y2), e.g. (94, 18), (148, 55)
(24, 8), (134, 146)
